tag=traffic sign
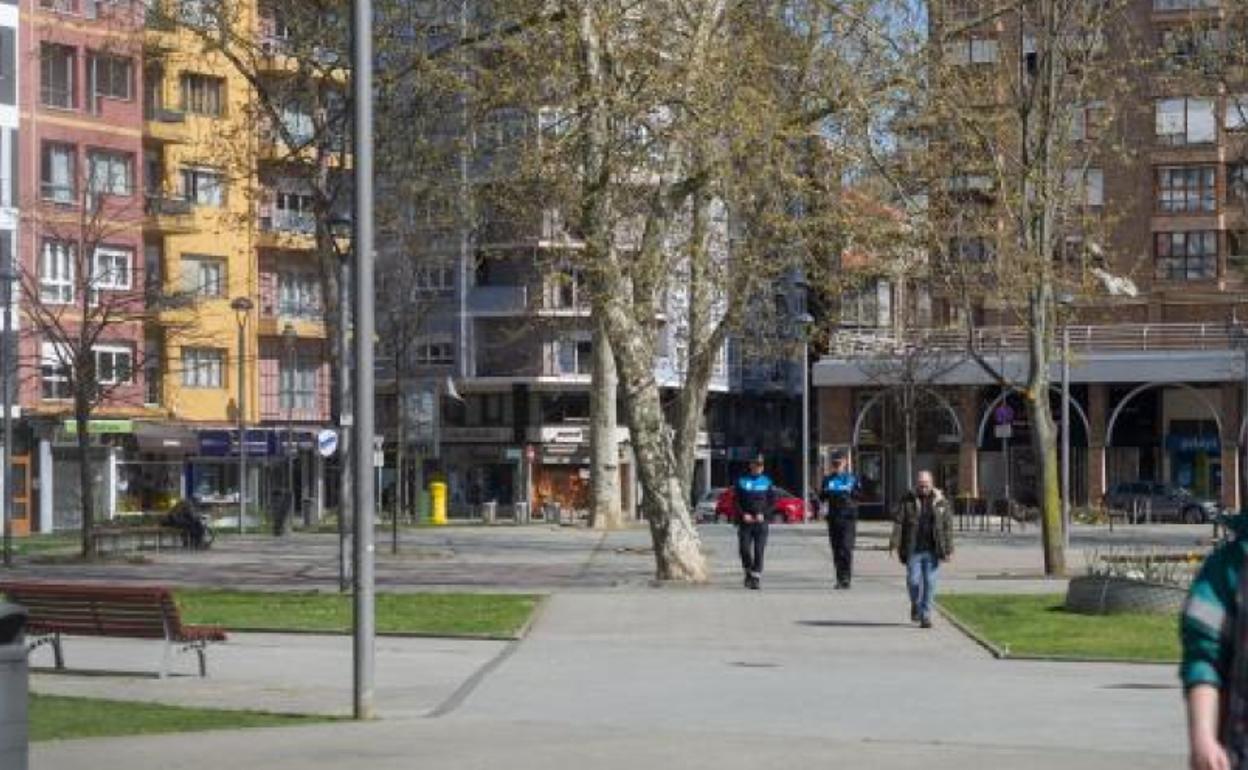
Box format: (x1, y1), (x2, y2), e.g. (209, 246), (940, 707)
(316, 429), (339, 457)
(994, 404), (1015, 425)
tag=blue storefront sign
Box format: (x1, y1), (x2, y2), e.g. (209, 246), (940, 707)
(1163, 434), (1221, 454)
(197, 429), (278, 457)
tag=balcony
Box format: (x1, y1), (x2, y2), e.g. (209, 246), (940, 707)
(143, 107), (188, 143)
(467, 285), (528, 316)
(144, 194), (196, 233)
(257, 207), (318, 250)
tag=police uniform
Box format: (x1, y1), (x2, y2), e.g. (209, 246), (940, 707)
(735, 468), (777, 589)
(820, 466), (860, 588)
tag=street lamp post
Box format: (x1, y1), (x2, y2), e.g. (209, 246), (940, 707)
(1057, 293), (1074, 553)
(1, 264), (14, 567)
(283, 323), (297, 535)
(231, 297), (253, 536)
(795, 311), (815, 520)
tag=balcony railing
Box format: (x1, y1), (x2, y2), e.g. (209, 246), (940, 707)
(259, 208), (316, 235)
(828, 323), (1246, 357)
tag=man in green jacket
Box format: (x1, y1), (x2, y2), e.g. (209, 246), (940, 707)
(1181, 514), (1248, 770)
(890, 470), (954, 629)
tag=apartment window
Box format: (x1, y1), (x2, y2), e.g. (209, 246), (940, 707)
(40, 44), (75, 109)
(414, 338), (454, 366)
(415, 264), (454, 292)
(1230, 164), (1248, 204)
(0, 28), (16, 107)
(1157, 166), (1217, 213)
(1230, 230), (1248, 261)
(1154, 0), (1218, 10)
(1070, 101), (1106, 142)
(144, 337), (161, 405)
(182, 347), (224, 388)
(555, 336), (592, 375)
(945, 173), (994, 195)
(94, 345), (133, 386)
(87, 150), (133, 197)
(943, 37), (998, 65)
(840, 280), (892, 328)
(948, 236), (995, 262)
(1155, 231), (1218, 280)
(278, 271), (320, 316)
(1065, 168), (1104, 207)
(40, 143), (76, 203)
(182, 255), (224, 296)
(40, 240), (75, 304)
(40, 343), (71, 400)
(180, 73), (224, 116)
(271, 189), (315, 233)
(1156, 98), (1216, 145)
(1227, 95), (1248, 130)
(1159, 27), (1220, 72)
(90, 53), (132, 101)
(181, 167), (224, 206)
(93, 246), (131, 290)
(279, 357), (317, 411)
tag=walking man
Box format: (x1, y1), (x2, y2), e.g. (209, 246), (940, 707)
(891, 470), (954, 628)
(735, 454), (777, 590)
(820, 452), (860, 589)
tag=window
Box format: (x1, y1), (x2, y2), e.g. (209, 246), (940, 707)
(1154, 0), (1218, 10)
(1070, 101), (1106, 142)
(1156, 98), (1216, 145)
(182, 256), (224, 297)
(182, 347), (224, 388)
(93, 246), (131, 290)
(180, 73), (223, 116)
(280, 357), (317, 411)
(144, 337), (161, 405)
(840, 280), (892, 328)
(1230, 164), (1248, 203)
(1227, 95), (1248, 130)
(943, 37), (998, 65)
(1155, 231), (1218, 280)
(270, 189), (314, 233)
(415, 263), (454, 292)
(41, 240), (75, 304)
(555, 336), (592, 375)
(90, 54), (132, 101)
(945, 173), (994, 196)
(94, 345), (133, 386)
(40, 44), (75, 109)
(414, 338), (454, 366)
(40, 343), (71, 400)
(181, 167), (224, 206)
(948, 236), (995, 261)
(1065, 168), (1105, 206)
(1, 28), (16, 107)
(1230, 230), (1248, 261)
(1157, 166), (1217, 213)
(40, 143), (75, 203)
(87, 150), (133, 197)
(278, 271), (320, 316)
(1159, 27), (1220, 72)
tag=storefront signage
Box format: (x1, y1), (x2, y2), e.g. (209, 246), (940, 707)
(317, 429), (339, 457)
(62, 419), (133, 435)
(1164, 434), (1220, 453)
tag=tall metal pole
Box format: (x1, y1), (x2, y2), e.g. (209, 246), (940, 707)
(237, 311), (247, 535)
(1241, 338), (1248, 513)
(351, 0), (376, 721)
(801, 337), (810, 521)
(1061, 323), (1071, 552)
(287, 333), (296, 530)
(1, 267), (13, 567)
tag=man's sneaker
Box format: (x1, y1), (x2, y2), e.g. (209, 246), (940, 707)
(920, 616), (933, 629)
(744, 574), (752, 589)
(839, 580), (851, 590)
(910, 603), (919, 622)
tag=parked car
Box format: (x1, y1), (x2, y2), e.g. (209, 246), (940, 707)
(714, 486), (809, 524)
(1102, 481), (1219, 523)
(694, 488), (728, 523)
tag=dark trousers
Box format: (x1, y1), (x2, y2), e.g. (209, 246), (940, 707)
(827, 515), (857, 584)
(737, 520), (769, 575)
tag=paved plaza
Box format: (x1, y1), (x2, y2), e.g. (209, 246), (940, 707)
(19, 521), (1201, 769)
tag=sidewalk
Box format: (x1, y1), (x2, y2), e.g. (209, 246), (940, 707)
(29, 530), (1187, 769)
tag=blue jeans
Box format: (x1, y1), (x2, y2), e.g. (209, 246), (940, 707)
(906, 551), (939, 621)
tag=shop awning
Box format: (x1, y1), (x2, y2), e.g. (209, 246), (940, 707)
(134, 422), (197, 454)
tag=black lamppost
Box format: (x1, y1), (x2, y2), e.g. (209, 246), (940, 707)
(1, 263), (14, 567)
(231, 296), (253, 535)
(283, 322), (297, 534)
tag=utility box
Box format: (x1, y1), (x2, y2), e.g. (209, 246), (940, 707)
(0, 602), (28, 770)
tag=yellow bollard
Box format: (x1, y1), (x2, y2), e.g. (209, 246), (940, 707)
(430, 481), (448, 526)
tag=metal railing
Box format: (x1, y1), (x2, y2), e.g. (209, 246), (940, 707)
(828, 323), (1242, 357)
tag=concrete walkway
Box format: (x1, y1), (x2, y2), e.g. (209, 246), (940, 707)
(25, 524), (1190, 768)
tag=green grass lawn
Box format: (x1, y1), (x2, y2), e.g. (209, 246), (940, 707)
(30, 694), (329, 742)
(175, 590), (541, 638)
(939, 593), (1180, 661)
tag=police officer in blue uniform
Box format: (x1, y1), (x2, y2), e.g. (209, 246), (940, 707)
(820, 452), (861, 589)
(735, 454), (777, 590)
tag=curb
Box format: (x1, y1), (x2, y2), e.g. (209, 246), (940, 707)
(935, 602), (1178, 666)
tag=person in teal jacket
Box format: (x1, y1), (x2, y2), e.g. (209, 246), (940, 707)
(1181, 514), (1248, 770)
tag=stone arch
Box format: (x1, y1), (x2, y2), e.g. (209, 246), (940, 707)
(851, 388), (964, 449)
(1105, 382), (1223, 448)
(976, 387), (1091, 447)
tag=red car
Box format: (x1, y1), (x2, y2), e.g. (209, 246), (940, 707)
(714, 486), (808, 524)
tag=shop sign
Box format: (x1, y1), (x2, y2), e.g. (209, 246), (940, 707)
(62, 419), (133, 435)
(1164, 434), (1220, 453)
(504, 447), (522, 461)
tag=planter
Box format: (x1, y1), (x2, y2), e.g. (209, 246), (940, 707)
(1065, 575), (1187, 616)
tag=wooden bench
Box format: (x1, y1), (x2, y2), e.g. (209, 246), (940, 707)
(90, 525), (187, 554)
(0, 582), (227, 678)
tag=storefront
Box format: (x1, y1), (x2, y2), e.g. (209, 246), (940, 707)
(190, 428), (321, 523)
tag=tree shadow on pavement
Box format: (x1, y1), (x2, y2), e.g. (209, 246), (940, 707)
(795, 620), (912, 629)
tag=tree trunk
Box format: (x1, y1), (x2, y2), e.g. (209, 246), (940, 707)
(75, 405), (95, 559)
(1028, 390), (1065, 575)
(589, 315), (623, 529)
